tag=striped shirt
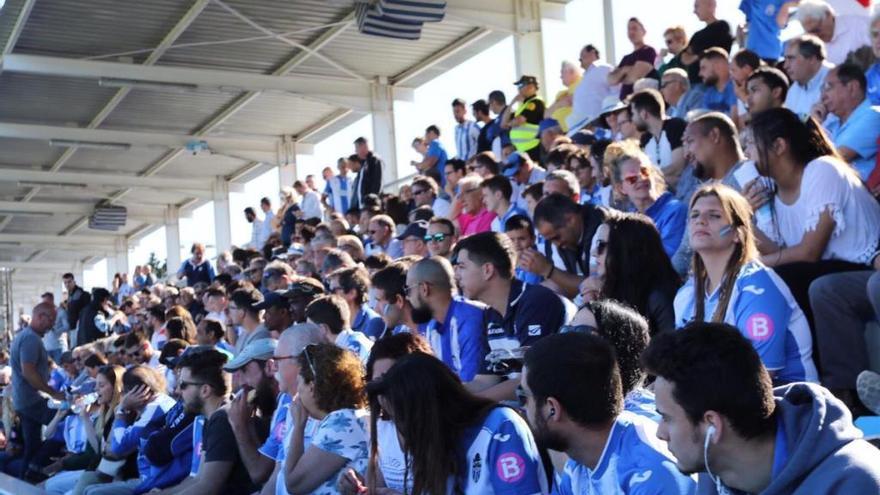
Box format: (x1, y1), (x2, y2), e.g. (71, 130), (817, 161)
(455, 120), (481, 160)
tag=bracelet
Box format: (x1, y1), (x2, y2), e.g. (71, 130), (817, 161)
(546, 265), (555, 279)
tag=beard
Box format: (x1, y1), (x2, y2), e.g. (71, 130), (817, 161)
(410, 300), (434, 324)
(533, 411), (568, 452)
(183, 394), (204, 415)
(704, 74), (718, 87)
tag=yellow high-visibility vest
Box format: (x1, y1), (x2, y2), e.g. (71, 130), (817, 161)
(509, 96), (543, 152)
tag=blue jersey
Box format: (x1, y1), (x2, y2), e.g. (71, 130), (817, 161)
(335, 328), (374, 365)
(352, 305), (385, 341)
(624, 388), (660, 423)
(868, 63), (880, 106)
(739, 0), (787, 60)
(674, 261), (818, 384)
(427, 140), (449, 187)
(457, 407), (548, 494)
(555, 411), (696, 495)
(258, 393), (292, 462)
(426, 297), (494, 382)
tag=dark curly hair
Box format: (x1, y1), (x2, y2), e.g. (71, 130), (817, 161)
(298, 343), (366, 413)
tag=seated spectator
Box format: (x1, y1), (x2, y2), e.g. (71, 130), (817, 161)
(336, 234), (365, 263)
(680, 0), (734, 83)
(820, 63), (880, 179)
(675, 184), (818, 384)
(262, 262), (294, 292)
(455, 175), (496, 237)
(607, 18), (658, 100)
(283, 343), (368, 494)
(644, 322), (880, 493)
(504, 215), (545, 285)
(481, 175), (527, 233)
(795, 0), (871, 65)
(730, 49), (763, 127)
(521, 332), (696, 494)
(425, 217), (458, 260)
(615, 107), (643, 141)
(746, 66), (790, 117)
(784, 34), (833, 116)
(543, 169), (581, 203)
(326, 266), (385, 341)
(283, 278), (325, 325)
(569, 149), (602, 205)
(747, 108), (880, 325)
(405, 257), (495, 383)
(580, 212), (681, 335)
(368, 352), (547, 494)
(453, 232), (572, 399)
(395, 220), (430, 258)
(699, 47), (737, 114)
(524, 193), (607, 298)
(255, 291), (295, 340)
(609, 142), (687, 257)
(630, 89), (688, 185)
(657, 26), (689, 76)
(229, 287), (268, 354)
(370, 261), (422, 337)
(365, 214), (403, 258)
(521, 181), (544, 217)
(411, 175), (450, 218)
(194, 319), (234, 358)
(305, 295), (372, 364)
(661, 68), (706, 119)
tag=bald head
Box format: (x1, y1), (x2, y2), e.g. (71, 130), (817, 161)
(278, 322), (323, 356)
(409, 257), (455, 291)
(30, 302), (57, 334)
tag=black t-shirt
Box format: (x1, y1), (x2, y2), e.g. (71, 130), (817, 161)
(203, 408), (257, 495)
(517, 96), (545, 126)
(686, 20), (733, 83)
(477, 122), (493, 153)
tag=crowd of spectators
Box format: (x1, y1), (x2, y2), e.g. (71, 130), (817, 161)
(5, 1), (880, 493)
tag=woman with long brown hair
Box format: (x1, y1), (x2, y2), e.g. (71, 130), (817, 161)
(674, 183), (817, 385)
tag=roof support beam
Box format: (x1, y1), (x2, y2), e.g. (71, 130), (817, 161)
(0, 261), (78, 271)
(0, 166), (213, 192)
(1, 0), (37, 56)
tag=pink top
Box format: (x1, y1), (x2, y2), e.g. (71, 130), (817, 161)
(458, 209), (497, 237)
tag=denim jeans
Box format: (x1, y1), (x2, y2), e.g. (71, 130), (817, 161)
(15, 399), (54, 478)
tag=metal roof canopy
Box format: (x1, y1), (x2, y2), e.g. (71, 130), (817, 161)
(0, 0), (571, 308)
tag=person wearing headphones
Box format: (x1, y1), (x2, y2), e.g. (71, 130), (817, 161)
(644, 322), (880, 494)
(520, 332), (695, 494)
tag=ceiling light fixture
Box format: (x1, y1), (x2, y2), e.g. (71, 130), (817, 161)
(49, 139), (131, 151)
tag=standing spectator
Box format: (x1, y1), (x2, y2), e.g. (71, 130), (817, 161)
(258, 197), (274, 248)
(63, 273), (90, 335)
(294, 180), (323, 222)
(411, 125), (448, 187)
(795, 0), (871, 65)
(607, 18), (658, 100)
(176, 243), (215, 287)
(501, 75), (545, 162)
(699, 47), (737, 114)
(657, 26), (689, 76)
(324, 157), (352, 214)
(486, 90), (512, 158)
(41, 293), (68, 364)
(455, 175), (495, 237)
(819, 63), (880, 180)
(278, 186), (299, 248)
(350, 137), (383, 211)
(545, 60), (581, 132)
(739, 0), (787, 63)
(521, 333), (696, 494)
(784, 35), (833, 117)
(745, 66), (790, 116)
(244, 207), (263, 250)
(471, 99), (494, 153)
(452, 98), (480, 161)
(680, 0), (734, 83)
(568, 44), (616, 131)
(630, 89), (688, 184)
(661, 68), (706, 119)
(116, 273), (134, 305)
(11, 302), (64, 479)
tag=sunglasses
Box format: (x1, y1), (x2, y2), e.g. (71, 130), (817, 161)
(622, 168), (651, 186)
(559, 324), (598, 334)
(178, 380), (205, 390)
(411, 189), (429, 196)
(424, 233), (449, 243)
(303, 344), (319, 385)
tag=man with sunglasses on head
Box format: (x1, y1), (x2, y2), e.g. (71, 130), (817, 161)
(426, 217), (458, 260)
(520, 332), (696, 495)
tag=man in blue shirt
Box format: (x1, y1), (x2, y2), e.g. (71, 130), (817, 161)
(176, 243), (215, 287)
(453, 231), (571, 401)
(739, 0), (788, 62)
(520, 333), (696, 494)
(327, 266), (385, 340)
(504, 215), (544, 286)
(411, 125), (448, 187)
(406, 257), (496, 384)
(481, 175), (527, 233)
(821, 63), (880, 180)
(699, 48), (737, 114)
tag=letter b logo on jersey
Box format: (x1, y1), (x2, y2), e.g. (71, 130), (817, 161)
(746, 313), (774, 342)
(496, 453), (525, 483)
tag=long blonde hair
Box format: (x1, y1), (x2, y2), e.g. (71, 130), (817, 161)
(690, 184), (759, 322)
(96, 365), (125, 441)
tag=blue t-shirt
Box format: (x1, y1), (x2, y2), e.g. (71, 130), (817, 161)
(178, 259), (215, 287)
(335, 329), (374, 365)
(739, 0), (787, 60)
(624, 388), (661, 423)
(258, 393), (292, 462)
(427, 140), (449, 187)
(674, 261), (818, 384)
(352, 305), (385, 341)
(868, 63), (880, 106)
(456, 407), (547, 494)
(701, 80), (737, 114)
(425, 297), (494, 382)
(484, 280), (565, 368)
(515, 268), (544, 286)
(556, 411), (696, 495)
(644, 192), (687, 258)
(823, 99), (880, 180)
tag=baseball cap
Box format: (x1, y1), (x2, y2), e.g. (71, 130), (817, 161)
(223, 338), (277, 372)
(535, 118), (561, 138)
(396, 220), (429, 241)
(252, 290), (288, 311)
(284, 277), (325, 299)
(513, 75), (539, 87)
(502, 152), (526, 178)
(571, 130), (598, 146)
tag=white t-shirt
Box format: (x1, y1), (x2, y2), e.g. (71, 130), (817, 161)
(567, 62), (615, 130)
(772, 156), (880, 264)
(376, 420), (412, 493)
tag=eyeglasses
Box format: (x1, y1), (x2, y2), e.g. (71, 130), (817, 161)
(411, 189), (429, 196)
(660, 80), (675, 89)
(515, 385), (528, 407)
(559, 324), (598, 334)
(178, 380), (205, 390)
(424, 233), (449, 243)
(303, 344), (319, 385)
(622, 168), (650, 185)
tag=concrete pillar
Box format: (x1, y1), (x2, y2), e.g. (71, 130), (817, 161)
(115, 238), (129, 279)
(279, 136), (298, 188)
(212, 178), (232, 255)
(513, 0), (548, 100)
(165, 206), (182, 278)
(602, 0), (616, 64)
(371, 77), (398, 188)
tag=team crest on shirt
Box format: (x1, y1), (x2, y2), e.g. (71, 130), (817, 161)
(746, 313), (774, 341)
(472, 453), (482, 483)
(496, 453), (525, 483)
(527, 325), (541, 336)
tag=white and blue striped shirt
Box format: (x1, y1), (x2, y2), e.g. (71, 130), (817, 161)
(455, 120), (481, 161)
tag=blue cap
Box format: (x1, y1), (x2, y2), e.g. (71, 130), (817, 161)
(251, 290), (287, 311)
(535, 118), (560, 138)
(502, 152), (525, 177)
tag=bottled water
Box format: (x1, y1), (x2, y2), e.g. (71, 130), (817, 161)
(71, 392), (99, 414)
(47, 398), (69, 410)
